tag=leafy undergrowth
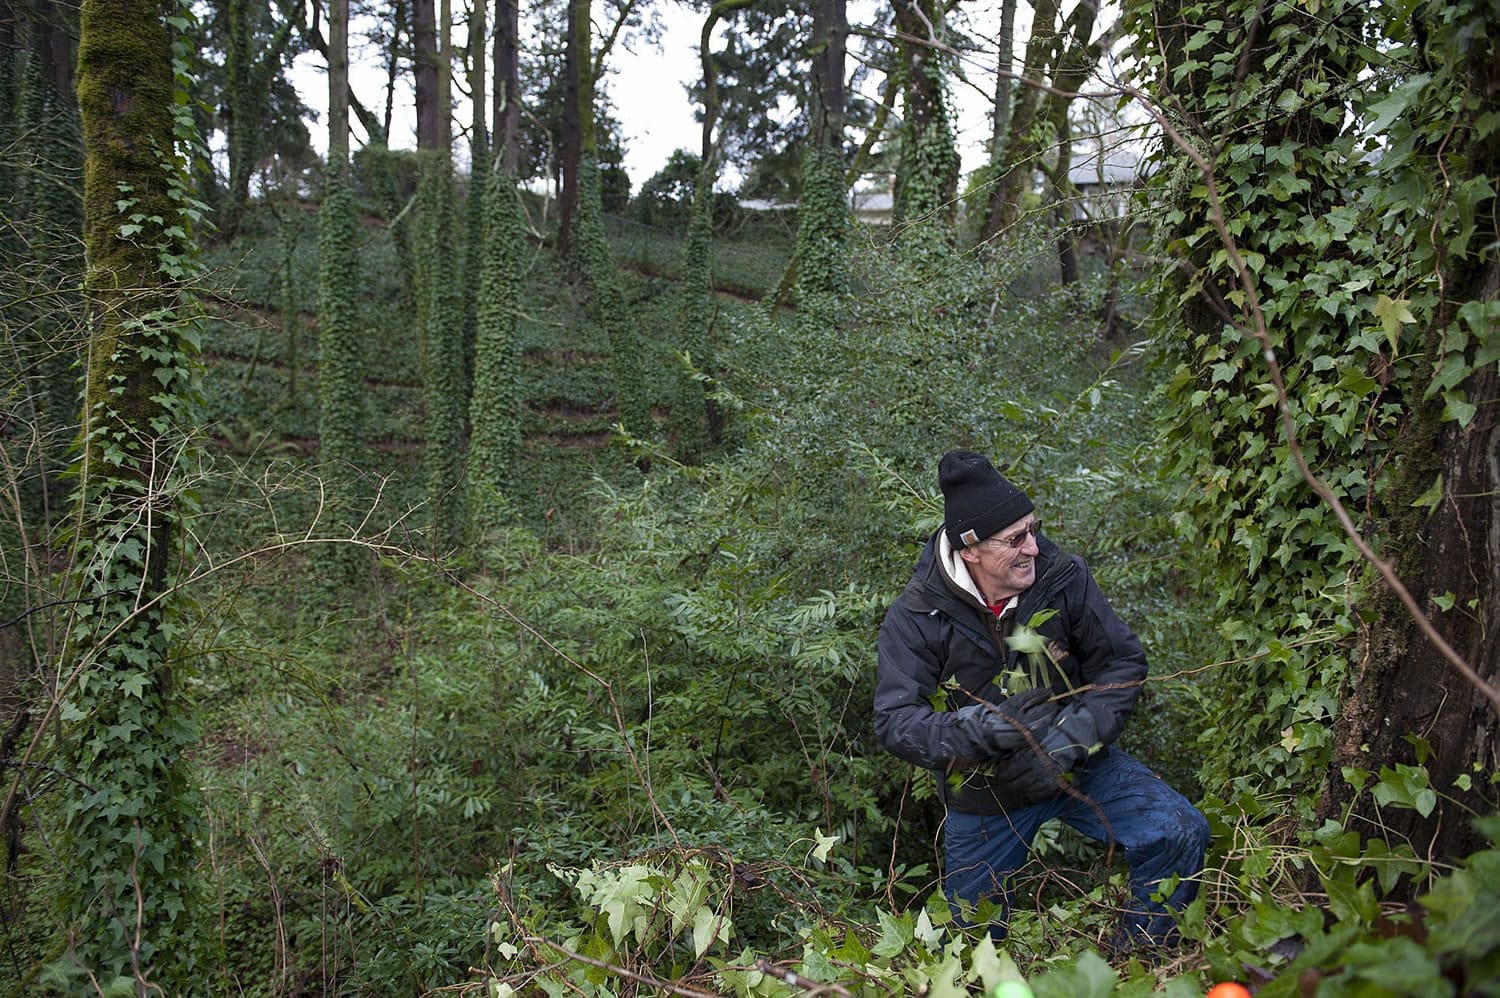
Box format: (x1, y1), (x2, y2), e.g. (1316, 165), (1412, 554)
(173, 203), (1500, 997)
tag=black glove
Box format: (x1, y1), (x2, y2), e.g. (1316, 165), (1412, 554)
(997, 702), (1102, 804)
(1035, 703), (1101, 774)
(959, 688), (1058, 757)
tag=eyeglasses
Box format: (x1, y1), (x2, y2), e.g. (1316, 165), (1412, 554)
(978, 520), (1040, 551)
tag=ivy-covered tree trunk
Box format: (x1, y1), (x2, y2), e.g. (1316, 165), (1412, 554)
(2, 0), (85, 538)
(465, 0), (524, 548)
(318, 0), (365, 578)
(557, 0), (590, 260)
(558, 0), (648, 440)
(794, 0), (848, 329)
(63, 1), (204, 984)
(672, 180), (716, 460)
(668, 0), (750, 461)
(466, 167), (526, 544)
(1322, 0), (1500, 865)
(891, 0), (959, 255)
(411, 0), (465, 550)
(1128, 0), (1498, 874)
(463, 0), (488, 410)
(416, 151), (467, 550)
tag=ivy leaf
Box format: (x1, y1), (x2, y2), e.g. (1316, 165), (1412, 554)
(1364, 74), (1432, 137)
(1373, 294), (1416, 351)
(1410, 474), (1443, 509)
(914, 907), (943, 947)
(690, 904), (727, 958)
(1443, 391), (1477, 427)
(811, 829), (839, 863)
(871, 909), (914, 958)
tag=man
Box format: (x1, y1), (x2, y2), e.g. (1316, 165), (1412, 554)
(874, 449), (1208, 954)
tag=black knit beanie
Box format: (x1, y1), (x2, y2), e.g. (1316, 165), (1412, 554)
(940, 450), (1034, 548)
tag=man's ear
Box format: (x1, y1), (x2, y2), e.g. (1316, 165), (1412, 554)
(957, 546), (980, 565)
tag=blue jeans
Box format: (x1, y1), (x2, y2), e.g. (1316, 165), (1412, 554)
(943, 748), (1209, 943)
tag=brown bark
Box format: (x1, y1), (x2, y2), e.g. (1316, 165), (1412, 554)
(810, 0), (846, 146)
(35, 0), (72, 99)
(328, 0), (348, 168)
(558, 0), (592, 259)
(493, 0), (520, 173)
(471, 0), (487, 162)
(1327, 264), (1500, 873)
(413, 0), (440, 149)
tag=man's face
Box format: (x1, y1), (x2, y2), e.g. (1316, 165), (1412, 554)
(962, 515), (1040, 602)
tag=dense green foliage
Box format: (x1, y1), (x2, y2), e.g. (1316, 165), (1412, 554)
(1127, 0), (1499, 825)
(2, 0), (1497, 993)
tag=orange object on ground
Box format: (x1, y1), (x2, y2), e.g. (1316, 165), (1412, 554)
(1205, 984), (1252, 998)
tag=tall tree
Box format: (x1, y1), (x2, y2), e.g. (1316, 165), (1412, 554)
(413, 0), (465, 547)
(493, 0), (521, 172)
(216, 0), (302, 237)
(891, 0), (960, 253)
(557, 0), (590, 258)
(979, 0), (1097, 243)
(558, 0), (650, 438)
(793, 0), (848, 324)
(1127, 0), (1500, 871)
(557, 0), (645, 257)
(1035, 0), (1098, 283)
(463, 0), (489, 407)
(60, 0), (206, 984)
(317, 0), (364, 580)
(467, 0), (526, 547)
(669, 0), (754, 461)
(413, 0), (441, 148)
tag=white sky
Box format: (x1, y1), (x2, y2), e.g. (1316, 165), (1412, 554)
(290, 2), (1074, 193)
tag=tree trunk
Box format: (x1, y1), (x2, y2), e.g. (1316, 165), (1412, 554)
(220, 0), (298, 238)
(1327, 264), (1500, 869)
(980, 0), (1060, 242)
(385, 0), (407, 140)
(464, 0), (487, 407)
(439, 0), (453, 150)
(990, 0), (1016, 170)
(318, 0), (364, 581)
(65, 0), (203, 982)
(493, 0), (520, 173)
(559, 0), (592, 259)
(34, 0), (73, 99)
(413, 0), (440, 149)
(795, 0), (847, 318)
(1038, 0), (1097, 283)
(892, 0), (958, 233)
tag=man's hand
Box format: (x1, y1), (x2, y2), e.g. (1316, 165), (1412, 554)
(1036, 703), (1100, 772)
(1004, 702), (1102, 803)
(961, 688), (1058, 757)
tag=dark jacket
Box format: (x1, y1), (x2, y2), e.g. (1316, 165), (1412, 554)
(874, 528), (1147, 814)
